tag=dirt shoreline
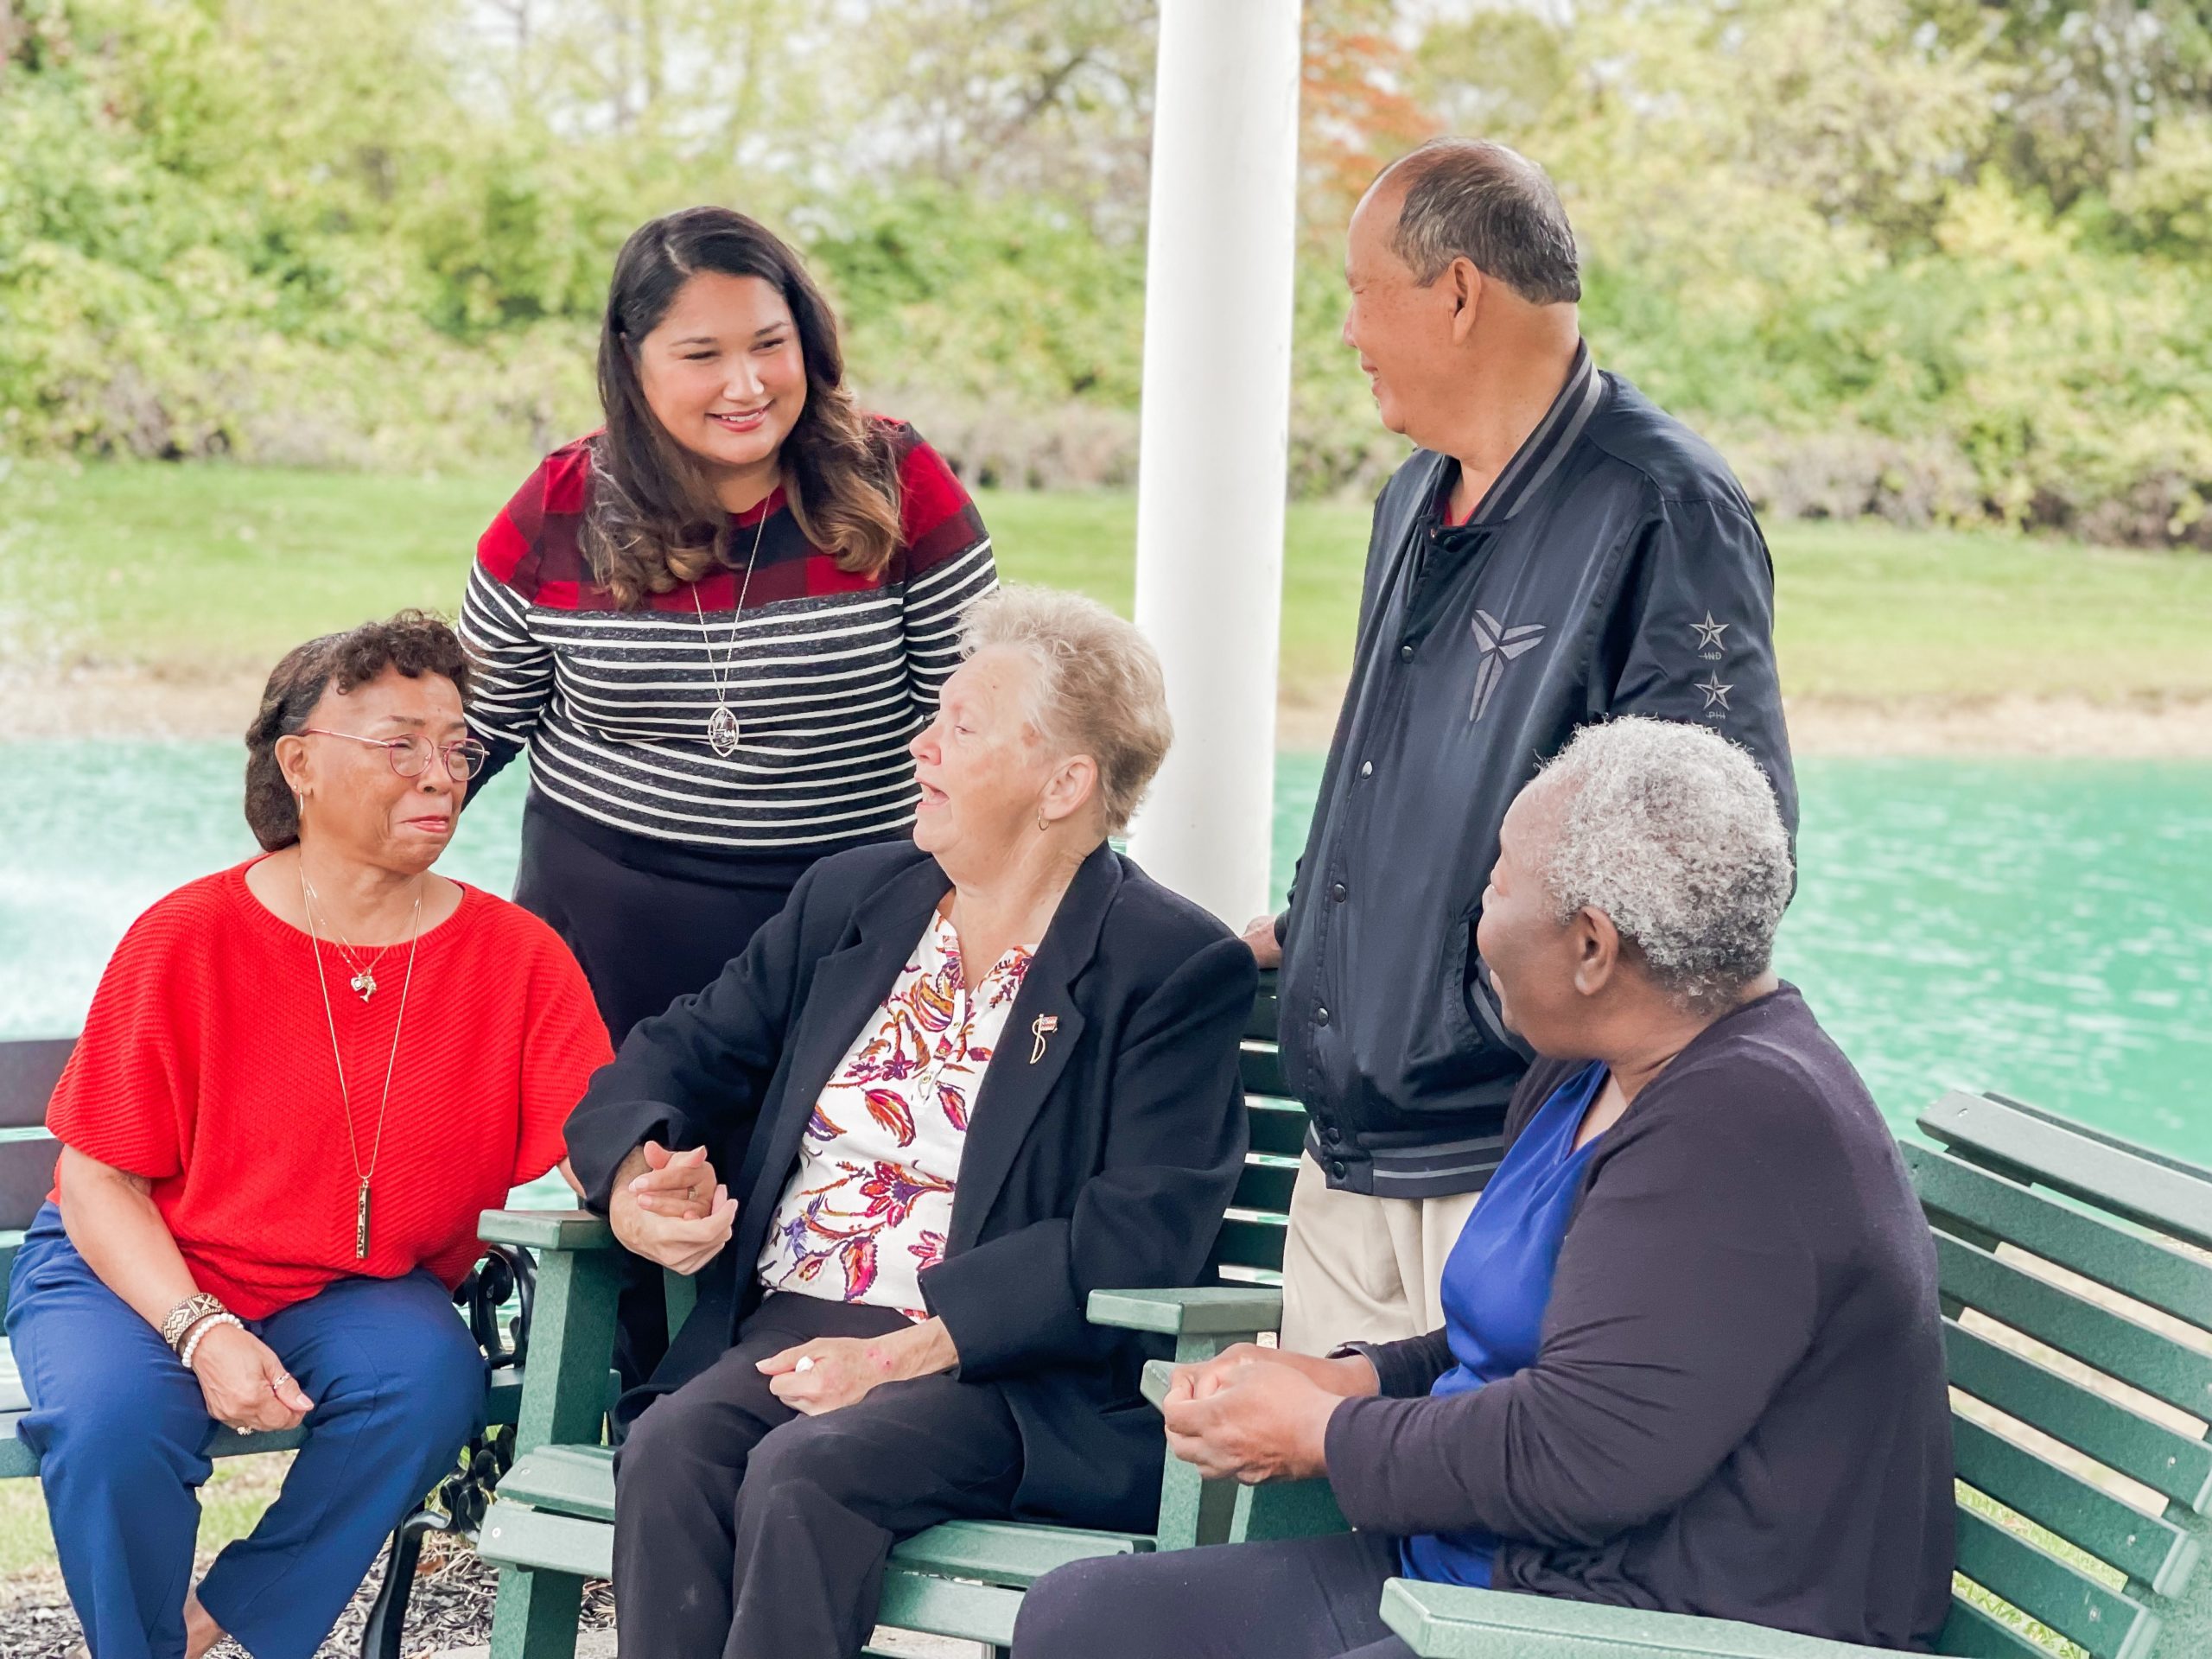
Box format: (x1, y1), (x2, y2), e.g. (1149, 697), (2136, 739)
(9, 664), (2211, 758)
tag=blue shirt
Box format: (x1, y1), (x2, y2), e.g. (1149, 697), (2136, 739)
(1399, 1060), (1609, 1588)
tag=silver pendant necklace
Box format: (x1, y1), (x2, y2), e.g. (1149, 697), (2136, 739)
(691, 503), (772, 758)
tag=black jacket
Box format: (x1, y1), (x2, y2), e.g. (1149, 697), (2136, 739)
(564, 840), (1255, 1530)
(1281, 353), (1798, 1197)
(1326, 987), (1954, 1650)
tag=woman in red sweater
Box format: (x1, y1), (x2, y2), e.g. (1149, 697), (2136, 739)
(5, 613), (612, 1659)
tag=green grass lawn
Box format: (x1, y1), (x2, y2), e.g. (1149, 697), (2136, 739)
(3, 460), (2209, 705)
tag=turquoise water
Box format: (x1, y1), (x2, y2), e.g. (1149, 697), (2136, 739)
(5, 745), (2209, 1162)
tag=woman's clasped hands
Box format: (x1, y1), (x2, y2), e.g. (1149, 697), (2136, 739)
(610, 1140), (741, 1274)
(1159, 1343), (1380, 1485)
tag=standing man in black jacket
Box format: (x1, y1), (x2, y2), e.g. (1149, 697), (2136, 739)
(1247, 138), (1797, 1353)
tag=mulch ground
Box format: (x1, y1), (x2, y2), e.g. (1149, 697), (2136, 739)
(0, 1535), (616, 1659)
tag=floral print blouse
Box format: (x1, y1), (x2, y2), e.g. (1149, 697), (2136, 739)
(755, 908), (1033, 1320)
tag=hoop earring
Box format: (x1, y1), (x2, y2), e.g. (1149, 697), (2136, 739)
(1036, 807), (1050, 833)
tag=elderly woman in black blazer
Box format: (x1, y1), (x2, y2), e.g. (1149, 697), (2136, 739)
(563, 587), (1255, 1659)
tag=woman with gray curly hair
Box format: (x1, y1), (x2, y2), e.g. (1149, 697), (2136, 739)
(563, 586), (1256, 1659)
(1018, 715), (1955, 1659)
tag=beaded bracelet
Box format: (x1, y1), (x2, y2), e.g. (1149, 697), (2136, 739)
(179, 1312), (245, 1370)
(160, 1291), (227, 1354)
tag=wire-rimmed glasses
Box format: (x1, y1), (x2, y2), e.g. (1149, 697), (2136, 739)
(299, 728), (492, 782)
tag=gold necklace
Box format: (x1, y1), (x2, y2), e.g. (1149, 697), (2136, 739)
(301, 874), (398, 1001)
(299, 862), (424, 1259)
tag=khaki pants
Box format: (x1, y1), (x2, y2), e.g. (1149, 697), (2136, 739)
(1277, 1151), (1481, 1355)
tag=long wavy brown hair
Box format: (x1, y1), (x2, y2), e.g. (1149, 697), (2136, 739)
(586, 207), (901, 609)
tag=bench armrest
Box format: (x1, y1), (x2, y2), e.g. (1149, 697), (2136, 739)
(1087, 1286), (1284, 1343)
(1382, 1581), (1900, 1659)
(481, 1211), (626, 1458)
(478, 1209), (616, 1253)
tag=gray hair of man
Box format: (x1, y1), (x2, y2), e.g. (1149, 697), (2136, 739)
(1530, 716), (1794, 1014)
(1376, 137), (1581, 306)
(958, 586), (1173, 838)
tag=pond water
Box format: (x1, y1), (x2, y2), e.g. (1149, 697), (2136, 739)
(4, 745), (2209, 1168)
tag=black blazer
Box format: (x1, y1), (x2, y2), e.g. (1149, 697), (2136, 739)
(565, 839), (1255, 1529)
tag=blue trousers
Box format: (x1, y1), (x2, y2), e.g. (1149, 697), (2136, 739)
(6, 1205), (486, 1659)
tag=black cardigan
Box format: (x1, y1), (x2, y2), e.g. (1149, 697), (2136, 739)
(1325, 986), (1955, 1651)
(564, 840), (1255, 1530)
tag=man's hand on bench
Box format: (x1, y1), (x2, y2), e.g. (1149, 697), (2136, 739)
(610, 1140), (738, 1275)
(192, 1324), (315, 1433)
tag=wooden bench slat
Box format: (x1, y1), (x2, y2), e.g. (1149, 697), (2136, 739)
(1240, 1045), (1291, 1101)
(1910, 1146), (2212, 1329)
(497, 1444), (615, 1522)
(0, 1039), (73, 1132)
(480, 1497), (614, 1580)
(887, 1519), (1149, 1588)
(1936, 1598), (2079, 1659)
(1954, 1507), (2160, 1658)
(0, 1137), (60, 1236)
(1945, 1321), (2212, 1512)
(1935, 1235), (2212, 1422)
(1246, 1097), (1308, 1159)
(1243, 983), (1280, 1044)
(1922, 1093), (2212, 1256)
(874, 1568), (1025, 1648)
(1953, 1417), (2202, 1594)
(1233, 1154), (1298, 1215)
(1211, 1211), (1289, 1274)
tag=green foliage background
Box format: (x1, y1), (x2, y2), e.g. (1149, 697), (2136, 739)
(3, 0), (2209, 544)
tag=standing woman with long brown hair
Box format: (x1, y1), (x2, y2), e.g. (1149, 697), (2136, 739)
(458, 207), (995, 1379)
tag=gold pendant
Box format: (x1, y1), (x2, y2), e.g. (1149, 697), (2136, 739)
(350, 970), (376, 1002)
(355, 1179), (372, 1260)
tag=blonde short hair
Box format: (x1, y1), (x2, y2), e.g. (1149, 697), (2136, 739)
(959, 587), (1173, 836)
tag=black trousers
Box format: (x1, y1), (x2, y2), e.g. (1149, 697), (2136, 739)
(513, 791), (829, 1386)
(1011, 1531), (1415, 1659)
(612, 1292), (1026, 1659)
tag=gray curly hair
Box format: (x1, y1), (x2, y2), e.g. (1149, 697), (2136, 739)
(1532, 717), (1794, 1013)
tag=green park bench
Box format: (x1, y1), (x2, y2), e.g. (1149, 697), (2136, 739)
(478, 982), (2212, 1659)
(0, 1036), (544, 1659)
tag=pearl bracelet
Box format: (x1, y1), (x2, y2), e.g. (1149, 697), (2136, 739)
(179, 1312), (245, 1370)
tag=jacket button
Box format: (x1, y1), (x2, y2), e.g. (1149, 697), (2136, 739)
(1315, 1006), (1331, 1027)
(1324, 1124), (1343, 1144)
(1329, 1159), (1348, 1179)
(1330, 883), (1347, 902)
(1399, 644), (1414, 662)
(1359, 760), (1373, 778)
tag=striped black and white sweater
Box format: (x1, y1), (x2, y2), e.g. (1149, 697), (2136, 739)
(458, 423), (996, 855)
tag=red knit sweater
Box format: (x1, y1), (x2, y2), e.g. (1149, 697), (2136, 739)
(47, 862), (613, 1318)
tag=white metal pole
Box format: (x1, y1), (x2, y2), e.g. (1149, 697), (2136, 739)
(1128, 0), (1302, 926)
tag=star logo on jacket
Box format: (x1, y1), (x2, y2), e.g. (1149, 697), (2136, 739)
(1691, 612), (1730, 658)
(1694, 671), (1734, 715)
(1470, 610), (1548, 721)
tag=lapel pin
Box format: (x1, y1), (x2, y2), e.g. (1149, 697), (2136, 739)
(1029, 1014), (1059, 1065)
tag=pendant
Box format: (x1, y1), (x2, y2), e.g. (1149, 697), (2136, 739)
(350, 970), (376, 1002)
(355, 1178), (372, 1260)
(707, 702), (741, 757)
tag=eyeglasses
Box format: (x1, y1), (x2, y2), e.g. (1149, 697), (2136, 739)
(299, 728), (492, 782)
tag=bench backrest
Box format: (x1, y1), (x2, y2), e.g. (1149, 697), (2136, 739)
(0, 1039), (69, 1243)
(1914, 1090), (2212, 1659)
(1205, 976), (1298, 1285)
